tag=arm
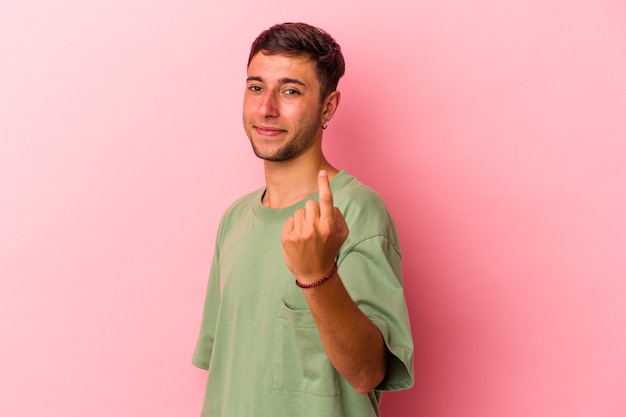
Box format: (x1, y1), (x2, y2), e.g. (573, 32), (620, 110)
(281, 170), (387, 394)
(299, 269), (387, 393)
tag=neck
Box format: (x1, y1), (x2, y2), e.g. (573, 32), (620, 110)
(262, 154), (338, 208)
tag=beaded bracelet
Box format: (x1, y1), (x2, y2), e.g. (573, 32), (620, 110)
(295, 262), (338, 289)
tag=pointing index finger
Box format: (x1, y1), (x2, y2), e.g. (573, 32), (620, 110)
(318, 170), (334, 221)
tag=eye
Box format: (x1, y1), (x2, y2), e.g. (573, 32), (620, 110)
(248, 85), (263, 93)
(284, 88), (300, 96)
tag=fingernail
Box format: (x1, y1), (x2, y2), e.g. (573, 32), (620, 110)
(319, 170), (327, 176)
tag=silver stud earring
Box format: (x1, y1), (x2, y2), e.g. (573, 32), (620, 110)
(322, 120), (329, 130)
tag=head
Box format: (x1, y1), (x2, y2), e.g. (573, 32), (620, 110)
(248, 22), (345, 102)
(243, 23), (344, 163)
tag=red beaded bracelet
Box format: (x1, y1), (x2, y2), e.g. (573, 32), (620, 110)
(295, 262), (338, 289)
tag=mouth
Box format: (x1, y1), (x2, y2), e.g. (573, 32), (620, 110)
(254, 125), (287, 136)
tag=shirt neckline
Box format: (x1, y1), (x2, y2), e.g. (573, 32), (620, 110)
(251, 170), (350, 222)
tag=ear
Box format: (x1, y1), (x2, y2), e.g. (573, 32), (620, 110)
(321, 90), (341, 125)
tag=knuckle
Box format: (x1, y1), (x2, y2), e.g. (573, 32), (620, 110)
(318, 224), (332, 237)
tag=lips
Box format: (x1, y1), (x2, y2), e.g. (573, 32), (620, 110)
(255, 125), (286, 136)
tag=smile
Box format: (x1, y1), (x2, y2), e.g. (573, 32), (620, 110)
(255, 126), (286, 136)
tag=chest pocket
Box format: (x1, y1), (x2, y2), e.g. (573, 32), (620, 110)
(272, 301), (341, 397)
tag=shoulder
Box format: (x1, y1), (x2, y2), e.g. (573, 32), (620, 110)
(223, 188), (263, 216)
(215, 188), (264, 236)
(333, 172), (393, 226)
(332, 172), (400, 249)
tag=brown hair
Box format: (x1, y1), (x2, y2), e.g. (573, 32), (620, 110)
(248, 22), (345, 100)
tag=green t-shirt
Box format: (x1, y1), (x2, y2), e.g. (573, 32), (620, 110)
(193, 171), (414, 417)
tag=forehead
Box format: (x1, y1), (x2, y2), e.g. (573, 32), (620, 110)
(247, 52), (319, 85)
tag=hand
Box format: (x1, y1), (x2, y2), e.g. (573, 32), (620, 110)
(281, 170), (349, 284)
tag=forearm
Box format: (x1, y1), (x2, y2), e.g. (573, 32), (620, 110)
(282, 171), (387, 393)
(301, 272), (387, 394)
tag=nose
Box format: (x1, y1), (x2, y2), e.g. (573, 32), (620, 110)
(258, 92), (279, 118)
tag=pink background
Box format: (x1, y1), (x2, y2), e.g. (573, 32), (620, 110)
(1, 1), (625, 416)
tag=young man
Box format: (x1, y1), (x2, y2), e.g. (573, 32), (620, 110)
(193, 22), (414, 416)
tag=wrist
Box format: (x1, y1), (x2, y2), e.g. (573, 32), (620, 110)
(295, 262), (338, 289)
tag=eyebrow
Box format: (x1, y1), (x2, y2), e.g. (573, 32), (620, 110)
(246, 76), (307, 88)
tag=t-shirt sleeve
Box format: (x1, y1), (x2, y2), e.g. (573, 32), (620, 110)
(192, 244), (221, 370)
(337, 235), (414, 392)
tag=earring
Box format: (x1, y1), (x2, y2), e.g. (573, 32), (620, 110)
(322, 120), (329, 130)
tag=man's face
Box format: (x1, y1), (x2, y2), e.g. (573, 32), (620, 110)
(243, 52), (324, 162)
